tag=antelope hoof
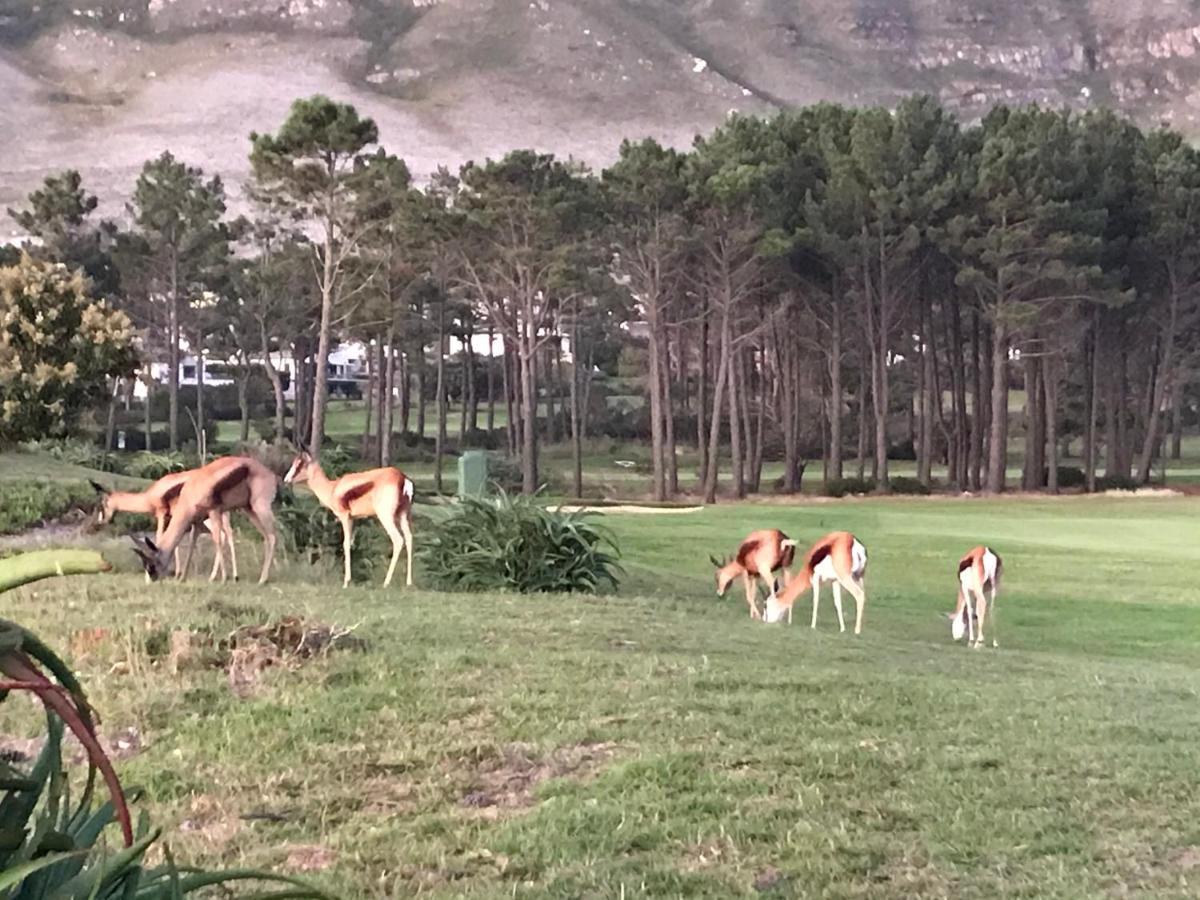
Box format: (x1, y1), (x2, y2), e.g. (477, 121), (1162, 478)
(991, 640), (999, 649)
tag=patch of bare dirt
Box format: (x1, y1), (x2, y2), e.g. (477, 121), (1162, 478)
(179, 794), (242, 848)
(0, 724), (143, 765)
(454, 740), (616, 817)
(284, 844), (339, 872)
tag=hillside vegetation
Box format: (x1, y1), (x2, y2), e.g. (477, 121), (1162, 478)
(6, 0), (1200, 215)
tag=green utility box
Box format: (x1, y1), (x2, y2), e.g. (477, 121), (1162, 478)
(458, 450), (488, 497)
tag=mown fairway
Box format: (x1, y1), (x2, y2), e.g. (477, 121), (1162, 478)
(2, 495), (1199, 898)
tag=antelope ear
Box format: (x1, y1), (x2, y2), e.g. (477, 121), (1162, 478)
(89, 479), (108, 495)
(708, 554), (721, 568)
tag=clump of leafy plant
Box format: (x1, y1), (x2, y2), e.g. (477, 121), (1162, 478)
(419, 489), (622, 593)
(823, 476), (877, 498)
(120, 450), (195, 481)
(889, 476), (932, 495)
(0, 550), (332, 898)
(0, 482), (95, 534)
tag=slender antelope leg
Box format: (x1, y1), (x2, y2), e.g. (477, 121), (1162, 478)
(399, 507), (414, 587)
(832, 581), (847, 633)
(974, 590), (989, 649)
(989, 583), (999, 648)
(844, 576), (867, 636)
(380, 511), (405, 588)
(223, 512), (238, 581)
(178, 528), (199, 582)
(741, 573), (756, 619)
(964, 588), (976, 646)
(340, 516), (354, 588)
(811, 581), (821, 629)
(241, 505), (276, 585)
(206, 513), (227, 582)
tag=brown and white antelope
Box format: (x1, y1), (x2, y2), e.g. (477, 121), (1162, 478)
(711, 529), (797, 620)
(950, 546), (1002, 648)
(92, 474), (233, 582)
(132, 456), (278, 585)
(283, 451), (414, 589)
(763, 531), (868, 633)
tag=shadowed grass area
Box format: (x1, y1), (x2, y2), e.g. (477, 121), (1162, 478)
(0, 496), (1197, 897)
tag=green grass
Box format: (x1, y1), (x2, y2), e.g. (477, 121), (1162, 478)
(1, 495), (1198, 897)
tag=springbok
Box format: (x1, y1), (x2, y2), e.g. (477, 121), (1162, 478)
(92, 475), (233, 581)
(950, 546), (1002, 648)
(282, 451), (414, 589)
(132, 456), (278, 584)
(763, 531), (868, 633)
(711, 529), (796, 620)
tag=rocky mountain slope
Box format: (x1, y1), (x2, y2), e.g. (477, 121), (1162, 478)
(3, 0), (1200, 223)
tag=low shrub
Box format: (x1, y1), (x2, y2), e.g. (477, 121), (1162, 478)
(823, 476), (877, 498)
(120, 450), (197, 481)
(419, 490), (622, 593)
(0, 481), (95, 534)
(1046, 466), (1086, 489)
(1095, 474), (1139, 492)
(889, 476), (932, 495)
(485, 452), (564, 495)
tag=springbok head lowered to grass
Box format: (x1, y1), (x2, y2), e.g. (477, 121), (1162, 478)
(709, 553), (738, 596)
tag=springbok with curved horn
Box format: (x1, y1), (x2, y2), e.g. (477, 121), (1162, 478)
(950, 546), (1002, 648)
(92, 475), (233, 581)
(132, 455), (278, 584)
(763, 531), (868, 633)
(711, 529), (796, 620)
(283, 451), (414, 589)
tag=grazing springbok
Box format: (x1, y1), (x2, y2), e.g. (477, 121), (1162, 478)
(132, 456), (278, 585)
(950, 546), (1002, 648)
(711, 529), (796, 620)
(763, 531), (869, 633)
(92, 474), (232, 582)
(282, 451), (414, 589)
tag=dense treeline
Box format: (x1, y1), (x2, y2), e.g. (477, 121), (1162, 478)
(4, 95), (1198, 499)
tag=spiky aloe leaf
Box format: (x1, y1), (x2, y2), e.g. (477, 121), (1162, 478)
(0, 551), (111, 594)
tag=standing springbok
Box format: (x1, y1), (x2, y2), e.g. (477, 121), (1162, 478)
(132, 456), (278, 584)
(92, 474), (233, 582)
(711, 529), (796, 620)
(763, 531), (868, 633)
(282, 451), (414, 589)
(950, 546), (1002, 648)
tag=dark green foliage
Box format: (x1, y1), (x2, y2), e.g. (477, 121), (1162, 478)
(1047, 466), (1087, 489)
(0, 481), (94, 534)
(1094, 474), (1139, 492)
(119, 451), (196, 481)
(419, 490), (622, 593)
(889, 476), (932, 495)
(823, 477), (877, 498)
(484, 453), (563, 495)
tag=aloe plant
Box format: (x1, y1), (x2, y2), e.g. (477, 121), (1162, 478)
(0, 550), (333, 899)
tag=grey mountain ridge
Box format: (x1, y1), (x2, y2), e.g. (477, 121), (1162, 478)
(3, 0), (1199, 223)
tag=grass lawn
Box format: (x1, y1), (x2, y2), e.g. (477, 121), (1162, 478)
(1, 494), (1198, 897)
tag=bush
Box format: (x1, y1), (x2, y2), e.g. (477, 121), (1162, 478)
(887, 438), (917, 461)
(1046, 466), (1086, 489)
(120, 450), (197, 481)
(1095, 474), (1138, 492)
(484, 452), (564, 495)
(0, 481), (95, 534)
(823, 476), (877, 498)
(276, 492), (389, 583)
(889, 476), (932, 495)
(419, 490), (622, 593)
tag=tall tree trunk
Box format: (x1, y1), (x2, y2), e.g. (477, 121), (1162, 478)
(697, 301), (709, 477)
(1044, 358), (1060, 493)
(466, 320), (479, 437)
(309, 213), (337, 451)
(502, 343), (515, 456)
(986, 322), (1009, 493)
(948, 299), (968, 487)
(661, 327), (679, 496)
(828, 298), (844, 480)
(728, 340), (746, 499)
(399, 353), (411, 439)
(1085, 320), (1099, 492)
(519, 336), (538, 494)
(237, 368), (251, 443)
(968, 309), (983, 490)
(856, 373), (868, 481)
(1136, 289), (1180, 483)
(750, 344), (766, 493)
(196, 352), (206, 461)
(918, 299), (934, 486)
(570, 305), (583, 498)
(361, 345), (375, 458)
(103, 378), (119, 453)
(143, 364), (153, 450)
(1022, 354), (1045, 490)
(415, 345), (427, 440)
(167, 253), (180, 451)
(381, 336), (395, 466)
(374, 339), (386, 463)
(702, 307), (732, 504)
(259, 331), (286, 443)
(486, 325), (496, 432)
(435, 302), (448, 494)
(1170, 368), (1185, 460)
(647, 309), (666, 501)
